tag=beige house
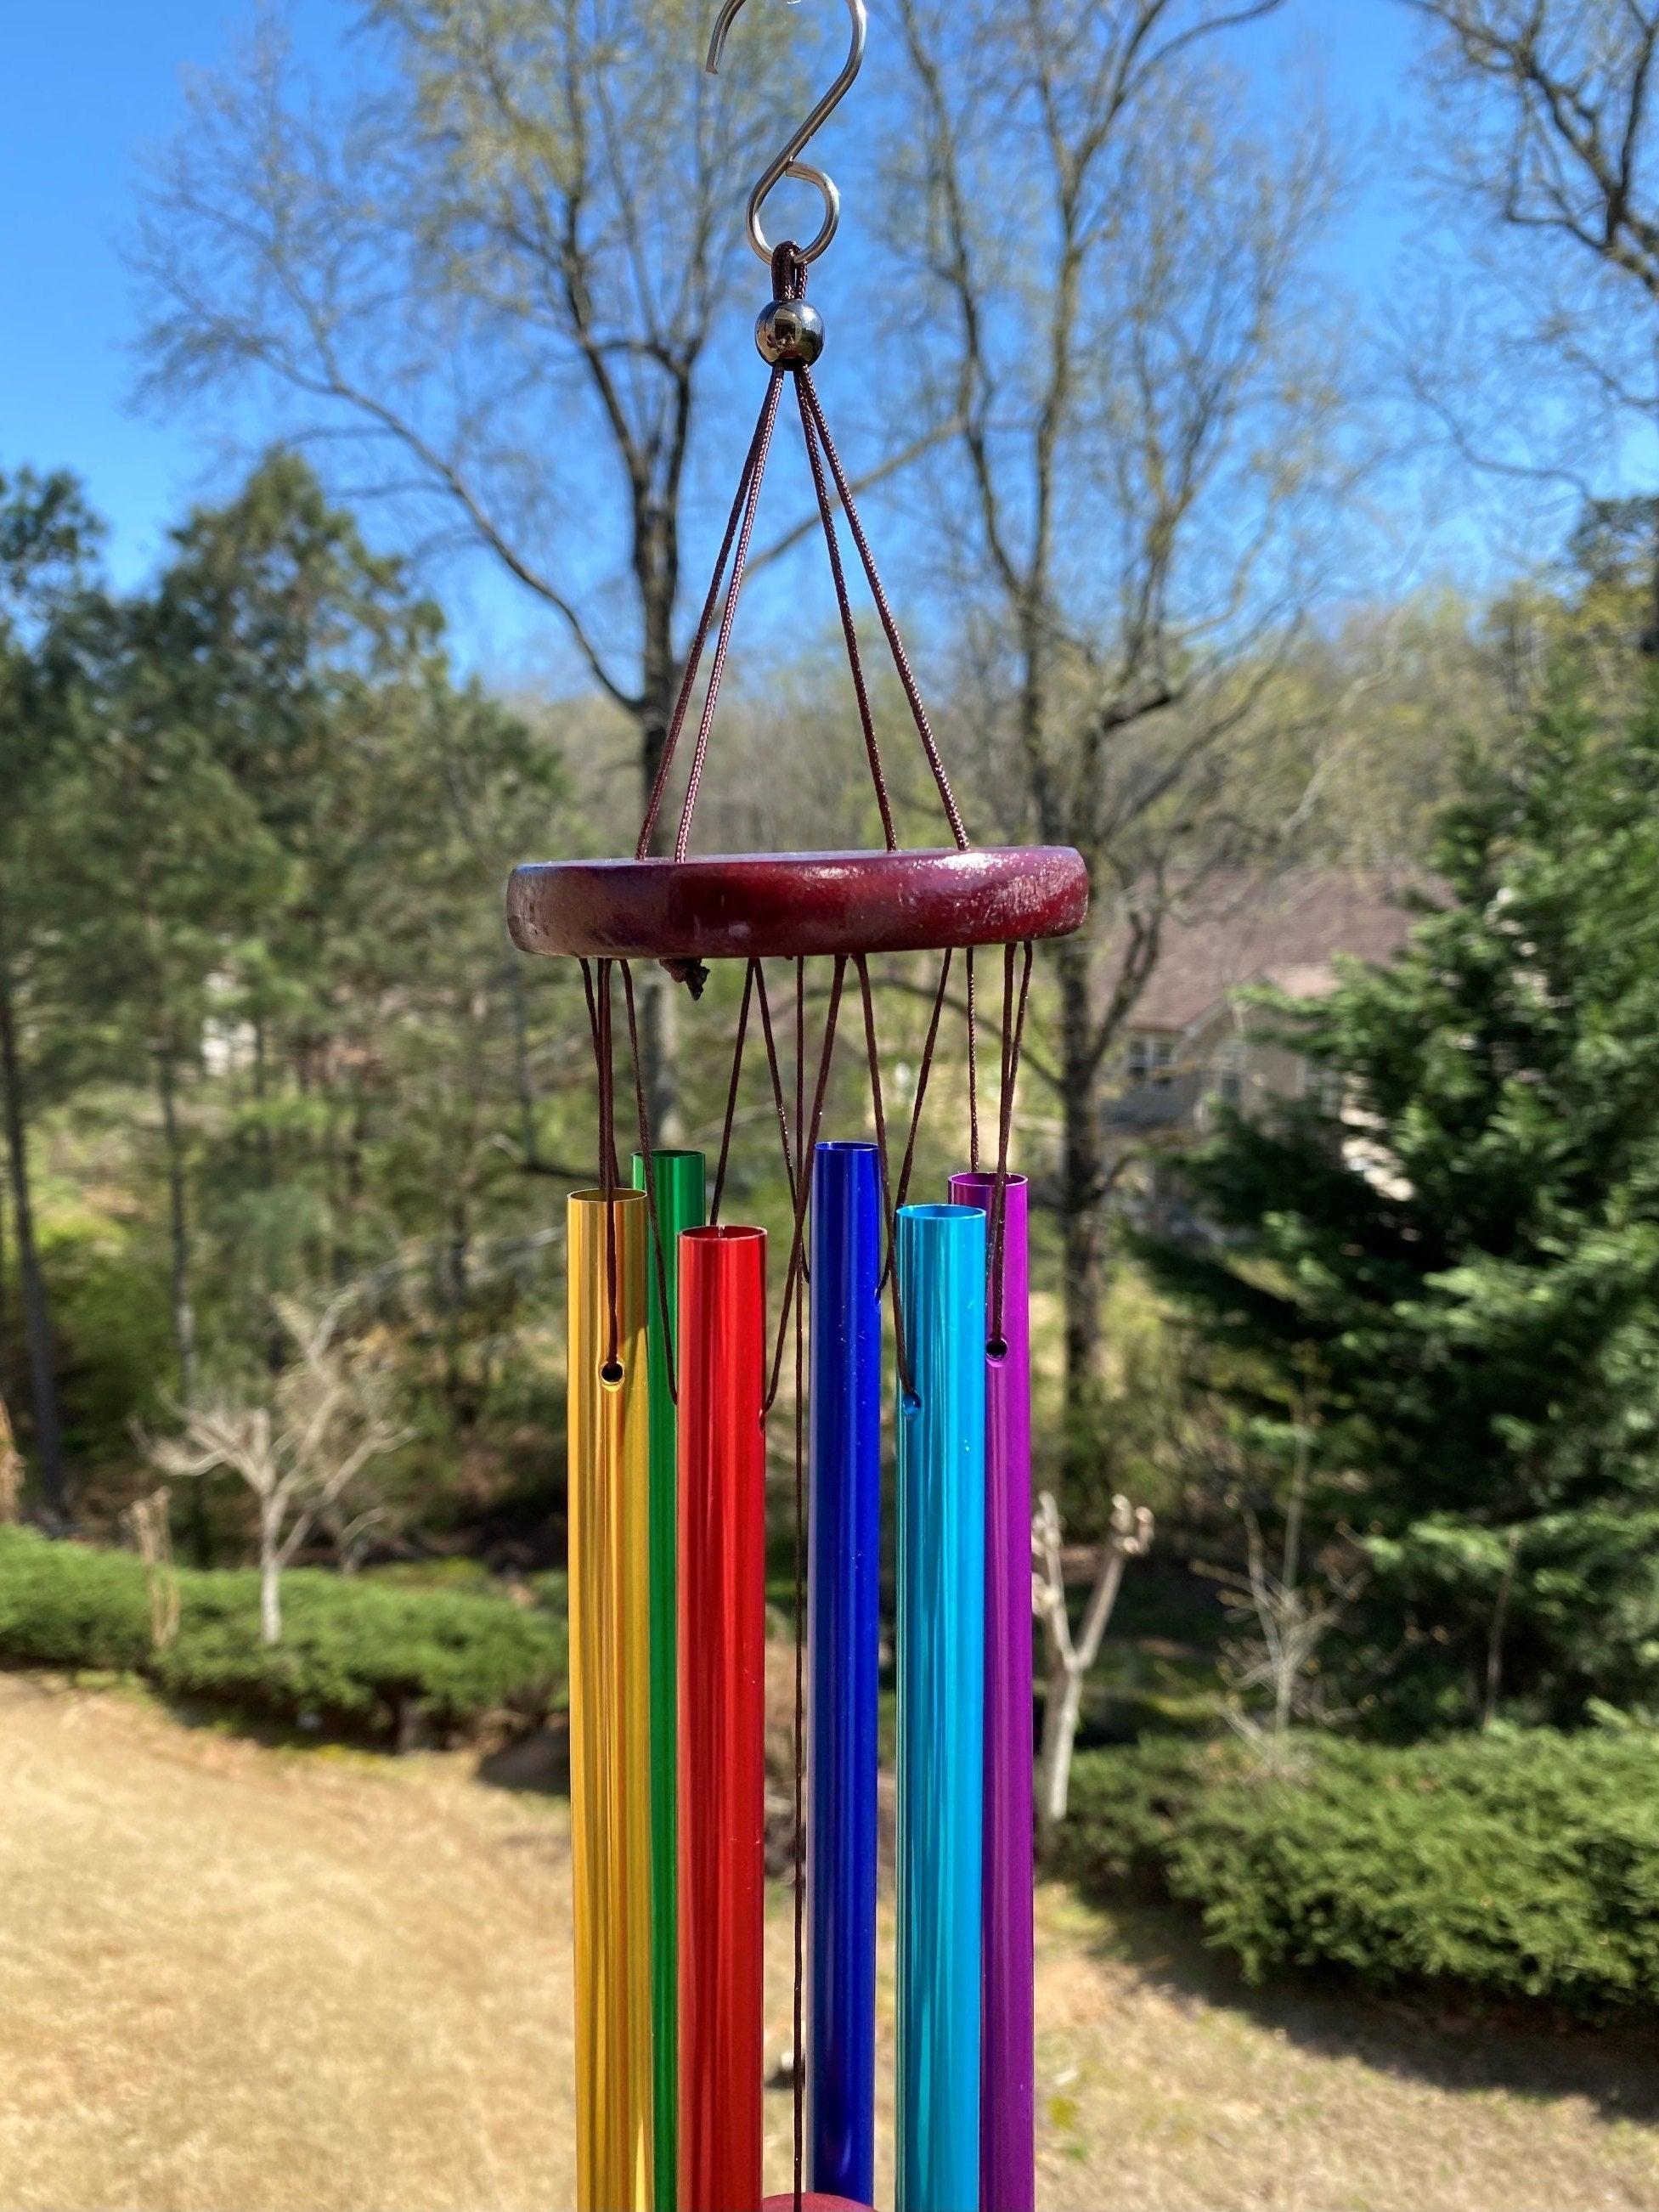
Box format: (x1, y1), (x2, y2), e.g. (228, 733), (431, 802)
(1105, 870), (1422, 1146)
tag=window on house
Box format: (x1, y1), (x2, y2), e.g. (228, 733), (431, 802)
(1216, 1038), (1244, 1108)
(1297, 1058), (1343, 1116)
(1141, 1035), (1177, 1088)
(1128, 1035), (1176, 1089)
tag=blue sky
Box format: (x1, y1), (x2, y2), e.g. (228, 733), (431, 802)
(0, 1), (1447, 669)
(3, 0), (344, 583)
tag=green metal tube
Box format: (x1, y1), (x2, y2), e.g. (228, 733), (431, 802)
(632, 1148), (707, 2212)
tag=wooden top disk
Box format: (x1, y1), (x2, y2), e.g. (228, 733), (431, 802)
(505, 847), (1089, 962)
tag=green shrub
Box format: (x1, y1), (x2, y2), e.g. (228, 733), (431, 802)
(1053, 1735), (1235, 1890)
(0, 1528), (566, 1740)
(0, 1526), (152, 1669)
(158, 1571), (566, 1735)
(362, 1557), (495, 1594)
(1063, 1730), (1659, 2012)
(47, 1234), (174, 1464)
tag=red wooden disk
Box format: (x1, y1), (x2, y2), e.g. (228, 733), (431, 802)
(505, 846), (1088, 962)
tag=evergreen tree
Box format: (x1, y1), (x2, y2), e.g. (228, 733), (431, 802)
(42, 586), (287, 1404)
(0, 471), (102, 1515)
(34, 454), (580, 1527)
(1145, 677), (1659, 1725)
(117, 456), (573, 1417)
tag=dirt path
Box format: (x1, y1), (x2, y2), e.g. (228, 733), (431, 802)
(2, 1675), (1656, 2211)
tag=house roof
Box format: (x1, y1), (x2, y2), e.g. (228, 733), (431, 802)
(1126, 868), (1427, 1034)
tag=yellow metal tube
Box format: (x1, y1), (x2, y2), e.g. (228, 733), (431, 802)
(568, 1188), (655, 2212)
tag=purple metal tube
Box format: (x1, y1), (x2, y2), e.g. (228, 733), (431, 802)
(950, 1171), (1034, 2211)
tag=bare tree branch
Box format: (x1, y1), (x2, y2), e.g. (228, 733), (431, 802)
(150, 1297), (410, 1642)
(1032, 1487), (1154, 1841)
(888, 0), (1352, 1468)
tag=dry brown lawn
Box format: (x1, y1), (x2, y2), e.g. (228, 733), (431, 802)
(2, 1672), (1657, 2211)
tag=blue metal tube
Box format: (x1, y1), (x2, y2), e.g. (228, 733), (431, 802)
(807, 1142), (883, 2207)
(895, 1202), (986, 2212)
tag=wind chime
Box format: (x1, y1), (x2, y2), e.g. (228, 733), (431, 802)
(507, 4), (1087, 2208)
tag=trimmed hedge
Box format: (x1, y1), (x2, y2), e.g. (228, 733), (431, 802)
(1056, 1733), (1233, 1890)
(0, 1527), (566, 1740)
(1058, 1730), (1659, 2012)
(0, 1525), (154, 1669)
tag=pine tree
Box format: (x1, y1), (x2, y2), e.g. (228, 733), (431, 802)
(0, 470), (101, 1517)
(1145, 677), (1659, 1725)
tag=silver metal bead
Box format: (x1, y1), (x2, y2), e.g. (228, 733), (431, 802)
(755, 297), (825, 367)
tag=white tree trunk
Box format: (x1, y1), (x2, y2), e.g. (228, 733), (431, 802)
(259, 1525), (283, 1645)
(1037, 1654), (1085, 1846)
(1031, 1488), (1153, 1854)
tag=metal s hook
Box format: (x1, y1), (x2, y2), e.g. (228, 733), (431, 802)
(705, 0), (867, 267)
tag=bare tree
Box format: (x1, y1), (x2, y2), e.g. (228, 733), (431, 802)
(1201, 1402), (1361, 1768)
(132, 0), (818, 1131)
(1405, 3), (1659, 296)
(1399, 1), (1659, 637)
(890, 0), (1356, 1472)
(1031, 1486), (1154, 1846)
(318, 1500), (397, 1576)
(1208, 1536), (1355, 1769)
(150, 1298), (410, 1643)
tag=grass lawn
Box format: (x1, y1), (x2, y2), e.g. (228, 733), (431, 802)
(1, 1672), (1657, 2210)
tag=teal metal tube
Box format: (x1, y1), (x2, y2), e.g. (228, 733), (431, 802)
(895, 1202), (986, 2212)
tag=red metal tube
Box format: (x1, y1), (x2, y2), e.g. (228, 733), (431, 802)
(678, 1224), (768, 2212)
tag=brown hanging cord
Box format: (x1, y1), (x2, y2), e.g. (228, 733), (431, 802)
(795, 379), (897, 851)
(765, 956), (845, 1414)
(709, 959), (757, 1227)
(620, 962), (679, 1408)
(578, 958), (623, 1376)
(578, 958), (618, 1185)
(636, 365), (787, 861)
(986, 940), (1035, 1354)
(889, 946), (954, 1239)
(671, 368), (786, 866)
(578, 953), (602, 1111)
(967, 945), (980, 1173)
(755, 962), (799, 1213)
(855, 954), (915, 1406)
(795, 959), (811, 1288)
(635, 244), (971, 872)
(798, 369), (969, 851)
(794, 957), (806, 1163)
